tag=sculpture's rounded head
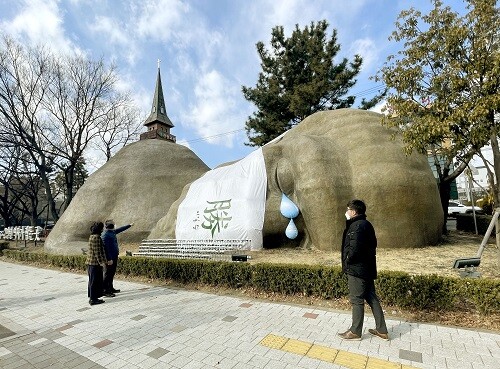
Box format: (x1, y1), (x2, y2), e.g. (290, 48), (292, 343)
(261, 108), (443, 250)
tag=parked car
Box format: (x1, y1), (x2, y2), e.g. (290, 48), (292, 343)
(448, 201), (484, 217)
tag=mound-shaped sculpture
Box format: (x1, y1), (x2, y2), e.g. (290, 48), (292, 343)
(45, 139), (209, 255)
(150, 109), (443, 250)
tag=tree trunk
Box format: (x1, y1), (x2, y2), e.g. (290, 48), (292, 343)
(39, 170), (59, 223)
(490, 133), (500, 206)
(0, 196), (12, 227)
(63, 164), (76, 211)
(438, 179), (452, 234)
(489, 130), (500, 260)
(432, 152), (473, 235)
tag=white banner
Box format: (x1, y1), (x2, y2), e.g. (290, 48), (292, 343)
(175, 148), (267, 250)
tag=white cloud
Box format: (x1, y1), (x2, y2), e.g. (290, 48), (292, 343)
(369, 100), (388, 114)
(245, 0), (370, 41)
(89, 16), (128, 45)
(83, 0), (194, 66)
(176, 139), (192, 151)
(90, 0), (224, 70)
(349, 37), (378, 71)
(136, 0), (189, 42)
(245, 0), (311, 44)
(87, 13), (141, 64)
(0, 0), (77, 54)
(183, 70), (244, 148)
(262, 0), (306, 31)
(0, 0), (394, 169)
(113, 71), (152, 117)
(237, 0), (374, 85)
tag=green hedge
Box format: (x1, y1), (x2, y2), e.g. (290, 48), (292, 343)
(375, 271), (458, 310)
(456, 214), (493, 234)
(2, 250), (499, 314)
(119, 257), (253, 288)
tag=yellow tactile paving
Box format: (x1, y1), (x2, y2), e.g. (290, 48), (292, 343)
(335, 350), (368, 369)
(259, 334), (288, 349)
(260, 333), (419, 369)
(281, 338), (312, 355)
(306, 344), (338, 362)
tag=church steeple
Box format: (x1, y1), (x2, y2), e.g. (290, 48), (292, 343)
(140, 62), (176, 142)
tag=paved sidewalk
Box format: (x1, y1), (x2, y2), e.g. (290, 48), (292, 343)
(0, 260), (498, 369)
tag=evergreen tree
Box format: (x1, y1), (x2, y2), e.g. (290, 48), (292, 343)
(242, 20), (366, 146)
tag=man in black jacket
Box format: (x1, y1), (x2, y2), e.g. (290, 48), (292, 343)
(338, 199), (389, 341)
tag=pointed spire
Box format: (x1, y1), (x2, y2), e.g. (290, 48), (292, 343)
(144, 65), (174, 128)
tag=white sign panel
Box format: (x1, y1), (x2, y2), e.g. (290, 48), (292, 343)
(175, 148), (267, 250)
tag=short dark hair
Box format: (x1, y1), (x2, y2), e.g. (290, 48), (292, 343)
(347, 199), (366, 215)
(90, 221), (104, 235)
(105, 219), (115, 229)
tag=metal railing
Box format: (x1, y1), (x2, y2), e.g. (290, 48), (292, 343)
(133, 239), (251, 261)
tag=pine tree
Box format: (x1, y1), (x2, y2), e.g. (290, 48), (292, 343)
(242, 20), (365, 146)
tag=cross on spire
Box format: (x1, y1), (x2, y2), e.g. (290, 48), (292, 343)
(139, 60), (176, 142)
(142, 62), (174, 126)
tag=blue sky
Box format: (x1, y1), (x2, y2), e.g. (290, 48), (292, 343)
(0, 0), (456, 170)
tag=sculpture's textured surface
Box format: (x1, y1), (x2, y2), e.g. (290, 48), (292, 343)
(261, 109), (443, 249)
(44, 139), (209, 255)
(151, 109), (443, 250)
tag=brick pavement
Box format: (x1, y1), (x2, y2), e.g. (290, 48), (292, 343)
(0, 260), (499, 369)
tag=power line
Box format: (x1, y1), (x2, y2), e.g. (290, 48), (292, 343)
(181, 84), (387, 144)
(182, 129), (245, 144)
(352, 84), (386, 97)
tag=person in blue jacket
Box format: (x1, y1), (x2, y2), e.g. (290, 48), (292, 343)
(101, 219), (133, 296)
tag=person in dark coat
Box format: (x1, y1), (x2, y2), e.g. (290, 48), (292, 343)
(101, 219), (133, 295)
(87, 221), (112, 305)
(338, 199), (389, 341)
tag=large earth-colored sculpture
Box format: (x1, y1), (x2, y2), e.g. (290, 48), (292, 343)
(44, 139), (209, 255)
(149, 109), (443, 250)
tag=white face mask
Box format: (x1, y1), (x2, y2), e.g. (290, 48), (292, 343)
(345, 211), (351, 220)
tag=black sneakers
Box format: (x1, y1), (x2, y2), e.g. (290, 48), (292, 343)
(89, 299), (105, 305)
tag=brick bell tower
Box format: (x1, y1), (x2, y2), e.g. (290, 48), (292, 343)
(140, 61), (176, 142)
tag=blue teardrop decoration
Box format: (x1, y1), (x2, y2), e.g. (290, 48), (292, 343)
(280, 193), (299, 219)
(285, 218), (299, 239)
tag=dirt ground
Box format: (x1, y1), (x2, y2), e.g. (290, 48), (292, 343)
(4, 230), (500, 332)
(119, 230), (500, 279)
(245, 231), (500, 279)
(119, 230), (500, 332)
